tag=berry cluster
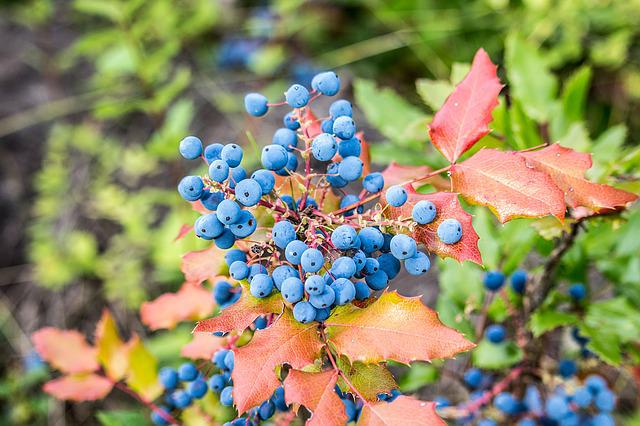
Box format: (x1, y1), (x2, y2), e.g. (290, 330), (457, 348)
(177, 71), (465, 324)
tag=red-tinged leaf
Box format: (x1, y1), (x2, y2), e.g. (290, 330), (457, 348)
(95, 310), (129, 381)
(43, 374), (113, 401)
(300, 108), (323, 140)
(181, 246), (225, 285)
(429, 48), (503, 163)
(284, 369), (347, 426)
(520, 144), (638, 212)
(193, 284), (283, 334)
(191, 200), (209, 214)
(380, 162), (450, 191)
(231, 311), (323, 413)
(140, 284), (215, 330)
(387, 188), (482, 264)
(450, 149), (566, 223)
(324, 292), (474, 364)
(32, 328), (98, 374)
(181, 333), (226, 360)
(174, 224), (193, 242)
(357, 396), (445, 426)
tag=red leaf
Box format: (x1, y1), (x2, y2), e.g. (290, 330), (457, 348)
(32, 328), (98, 374)
(181, 246), (225, 285)
(191, 200), (209, 214)
(380, 162), (450, 191)
(325, 292), (474, 364)
(174, 224), (193, 242)
(429, 48), (503, 163)
(140, 284), (214, 330)
(520, 144), (638, 212)
(450, 149), (566, 223)
(231, 311), (323, 413)
(357, 396), (445, 426)
(284, 369), (347, 426)
(181, 333), (226, 360)
(193, 285), (283, 334)
(387, 187), (482, 264)
(43, 374), (113, 401)
(300, 108), (323, 140)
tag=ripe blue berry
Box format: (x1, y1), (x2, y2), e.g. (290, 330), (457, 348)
(221, 144), (243, 167)
(249, 264), (268, 283)
(178, 176), (204, 201)
(332, 116), (356, 140)
(229, 210), (257, 238)
(331, 278), (356, 305)
(437, 218), (462, 244)
(259, 400), (276, 420)
(273, 265), (298, 290)
(326, 162), (348, 188)
(365, 270), (389, 290)
(254, 316), (268, 330)
(225, 249), (247, 266)
(385, 185), (408, 207)
(261, 144), (288, 170)
(412, 200), (437, 225)
(188, 379), (208, 399)
(281, 277), (304, 303)
(558, 359), (577, 378)
(405, 251), (431, 275)
(172, 390), (193, 408)
(201, 191), (224, 211)
(363, 173), (384, 193)
(283, 112), (300, 130)
(331, 257), (357, 279)
(464, 368), (483, 388)
(342, 399), (357, 422)
(510, 269), (527, 294)
(478, 420), (497, 426)
(309, 286), (336, 309)
(213, 349), (229, 369)
(228, 166), (246, 189)
(363, 258), (379, 275)
(285, 84), (310, 108)
(338, 137), (361, 157)
(244, 93), (269, 117)
(250, 274), (273, 298)
(485, 324), (506, 343)
(194, 214), (224, 240)
(234, 178), (262, 207)
(596, 390), (616, 412)
(209, 159), (229, 183)
(229, 261), (249, 280)
(209, 374), (226, 393)
(301, 248), (324, 273)
(353, 250), (366, 271)
(390, 234), (417, 260)
(275, 152), (298, 176)
(484, 271), (505, 291)
(573, 386), (592, 407)
(213, 281), (234, 305)
(178, 362), (198, 382)
(272, 128), (298, 151)
(329, 99), (352, 118)
(285, 240), (308, 265)
(338, 156), (363, 181)
(271, 387), (288, 411)
(304, 275), (325, 296)
(224, 351), (234, 371)
(159, 367), (179, 390)
(339, 194), (362, 217)
(311, 133), (338, 161)
(377, 253), (401, 279)
(204, 143), (224, 164)
(251, 169), (275, 195)
(569, 283), (586, 300)
(354, 281), (371, 300)
(179, 136), (203, 160)
(220, 386), (234, 406)
(586, 375), (607, 393)
(331, 225), (357, 250)
(545, 395), (569, 420)
(216, 199), (241, 225)
(592, 414), (615, 426)
(311, 71), (340, 96)
(151, 406), (170, 425)
(293, 301), (317, 323)
(321, 118), (334, 133)
(315, 307), (331, 322)
(495, 392), (519, 415)
(273, 220), (297, 249)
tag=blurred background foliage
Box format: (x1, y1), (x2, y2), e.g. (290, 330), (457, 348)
(0, 0), (639, 424)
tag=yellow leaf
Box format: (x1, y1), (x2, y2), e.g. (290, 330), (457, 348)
(95, 309), (129, 380)
(125, 335), (162, 401)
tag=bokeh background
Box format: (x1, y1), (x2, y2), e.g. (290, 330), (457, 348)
(1, 0), (640, 424)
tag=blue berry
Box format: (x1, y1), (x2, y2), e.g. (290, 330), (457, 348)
(305, 275), (325, 296)
(321, 118), (334, 133)
(329, 99), (352, 118)
(259, 400), (276, 420)
(338, 137), (361, 157)
(301, 248), (324, 273)
(213, 281), (234, 305)
(209, 159), (230, 183)
(405, 251), (431, 275)
(311, 133), (338, 161)
(573, 386), (592, 408)
(224, 351), (234, 371)
(342, 398), (357, 422)
(558, 359), (577, 378)
(363, 258), (379, 275)
(434, 396), (450, 409)
(204, 143), (223, 164)
(592, 414), (615, 426)
(363, 173), (384, 193)
(229, 260), (249, 281)
(326, 162), (348, 188)
(179, 136), (203, 160)
(545, 395), (569, 420)
(285, 240), (308, 265)
(271, 387), (288, 411)
(464, 368), (483, 388)
(511, 269), (527, 294)
(213, 349), (229, 369)
(251, 169), (275, 195)
(354, 281), (371, 300)
(385, 185), (407, 207)
(365, 270), (389, 290)
(229, 210), (257, 238)
(172, 390), (193, 408)
(486, 324), (506, 343)
(339, 194), (362, 217)
(281, 277), (305, 303)
(244, 93), (268, 116)
(220, 386), (234, 406)
(285, 84), (310, 108)
(159, 367), (179, 390)
(377, 253), (401, 279)
(331, 225), (357, 250)
(275, 152), (298, 176)
(293, 301), (317, 323)
(250, 274), (273, 298)
(595, 390), (615, 412)
(524, 385), (542, 413)
(234, 179), (262, 207)
(311, 71), (340, 96)
(283, 112), (300, 130)
(390, 234), (417, 260)
(353, 250), (366, 271)
(261, 144), (288, 170)
(569, 283), (586, 300)
(331, 257), (357, 279)
(188, 378), (208, 399)
(315, 307), (331, 322)
(178, 363), (198, 382)
(228, 166), (246, 189)
(272, 128), (298, 151)
(412, 200), (437, 225)
(338, 156), (363, 181)
(437, 218), (462, 244)
(201, 191), (224, 210)
(478, 420), (497, 426)
(225, 249), (247, 266)
(517, 420), (536, 426)
(309, 286), (336, 309)
(178, 176), (204, 201)
(151, 406), (170, 425)
(254, 316), (268, 330)
(209, 374), (226, 392)
(333, 116), (356, 140)
(495, 392), (519, 415)
(273, 220), (297, 249)
(484, 271), (505, 291)
(194, 214), (224, 240)
(216, 199), (242, 225)
(586, 375), (607, 393)
(249, 264), (266, 281)
(221, 144), (243, 167)
(273, 265), (298, 290)
(331, 278), (356, 305)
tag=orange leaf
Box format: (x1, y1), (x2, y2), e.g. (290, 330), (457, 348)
(181, 246), (225, 285)
(193, 285), (283, 334)
(428, 48), (503, 163)
(380, 162), (450, 192)
(520, 144), (638, 211)
(357, 396), (445, 426)
(386, 188), (482, 264)
(174, 224), (193, 242)
(181, 333), (226, 360)
(451, 149), (566, 223)
(95, 310), (129, 380)
(231, 311), (323, 413)
(300, 107), (323, 140)
(325, 292), (474, 363)
(32, 328), (98, 374)
(43, 374), (113, 401)
(140, 284), (215, 330)
(191, 200), (209, 214)
(284, 369), (347, 426)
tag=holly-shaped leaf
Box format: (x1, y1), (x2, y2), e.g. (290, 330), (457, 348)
(336, 356), (397, 401)
(231, 311), (323, 413)
(520, 143), (638, 211)
(181, 333), (226, 360)
(380, 162), (450, 191)
(357, 396), (445, 426)
(43, 373), (113, 402)
(284, 369), (347, 426)
(32, 327), (98, 374)
(324, 292), (474, 364)
(125, 336), (163, 401)
(95, 310), (129, 380)
(387, 188), (482, 264)
(428, 48), (503, 163)
(181, 246), (225, 285)
(193, 284), (283, 334)
(450, 149), (566, 222)
(140, 283), (215, 330)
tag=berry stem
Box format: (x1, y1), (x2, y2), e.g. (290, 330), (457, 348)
(403, 165), (452, 186)
(112, 380), (182, 425)
(330, 192), (381, 216)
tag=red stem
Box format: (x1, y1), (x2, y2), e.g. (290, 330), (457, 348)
(461, 366), (524, 415)
(403, 165), (452, 186)
(113, 381), (182, 425)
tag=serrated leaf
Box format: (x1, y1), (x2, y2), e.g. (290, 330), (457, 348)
(181, 246), (225, 285)
(325, 292), (474, 364)
(43, 373), (113, 401)
(472, 340), (523, 370)
(95, 310), (129, 380)
(380, 162), (450, 192)
(528, 310), (578, 337)
(357, 396), (445, 426)
(284, 369), (347, 426)
(181, 333), (225, 360)
(336, 357), (396, 401)
(193, 283), (283, 334)
(386, 188), (482, 264)
(520, 144), (638, 212)
(140, 283), (214, 330)
(428, 48), (503, 163)
(32, 328), (98, 374)
(416, 79), (453, 111)
(231, 311), (322, 413)
(451, 149), (566, 222)
(125, 336), (162, 401)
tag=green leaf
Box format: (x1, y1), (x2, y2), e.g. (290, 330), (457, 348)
(416, 79), (453, 111)
(97, 410), (148, 426)
(398, 362), (439, 392)
(528, 310), (578, 337)
(74, 0), (123, 22)
(505, 33), (558, 122)
(487, 296), (509, 323)
(590, 30), (631, 68)
(336, 356), (396, 401)
(472, 340), (523, 370)
(438, 258), (483, 308)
